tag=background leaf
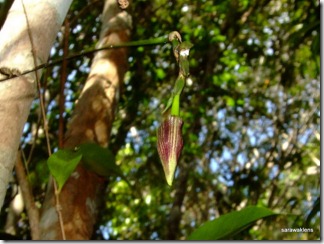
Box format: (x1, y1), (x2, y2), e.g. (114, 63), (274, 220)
(77, 143), (121, 178)
(47, 149), (82, 192)
(188, 206), (278, 240)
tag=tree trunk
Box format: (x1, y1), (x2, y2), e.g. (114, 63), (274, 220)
(0, 0), (72, 213)
(39, 0), (132, 240)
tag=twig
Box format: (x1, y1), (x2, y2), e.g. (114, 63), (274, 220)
(21, 0), (66, 239)
(58, 19), (70, 148)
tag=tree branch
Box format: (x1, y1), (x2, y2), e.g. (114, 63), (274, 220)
(15, 151), (40, 240)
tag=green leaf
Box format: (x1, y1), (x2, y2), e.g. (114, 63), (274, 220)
(76, 143), (137, 195)
(188, 206), (278, 240)
(47, 149), (82, 193)
(77, 142), (122, 178)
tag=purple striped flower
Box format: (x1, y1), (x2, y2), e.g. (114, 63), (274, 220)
(157, 115), (184, 186)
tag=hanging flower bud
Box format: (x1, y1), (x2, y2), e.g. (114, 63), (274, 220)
(157, 115), (184, 186)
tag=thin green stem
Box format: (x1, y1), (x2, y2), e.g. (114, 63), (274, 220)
(0, 36), (168, 82)
(171, 94), (180, 116)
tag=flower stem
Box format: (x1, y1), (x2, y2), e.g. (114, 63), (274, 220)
(171, 94), (180, 116)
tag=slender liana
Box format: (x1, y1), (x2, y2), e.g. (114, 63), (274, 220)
(157, 31), (193, 186)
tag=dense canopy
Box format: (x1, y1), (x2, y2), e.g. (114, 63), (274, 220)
(0, 0), (320, 240)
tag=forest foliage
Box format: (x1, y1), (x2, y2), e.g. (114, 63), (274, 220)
(0, 0), (320, 240)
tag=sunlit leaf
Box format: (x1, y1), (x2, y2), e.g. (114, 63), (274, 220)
(47, 149), (82, 193)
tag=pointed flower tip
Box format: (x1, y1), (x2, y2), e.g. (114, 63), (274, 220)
(157, 115), (184, 186)
(164, 157), (176, 186)
(166, 177), (173, 187)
